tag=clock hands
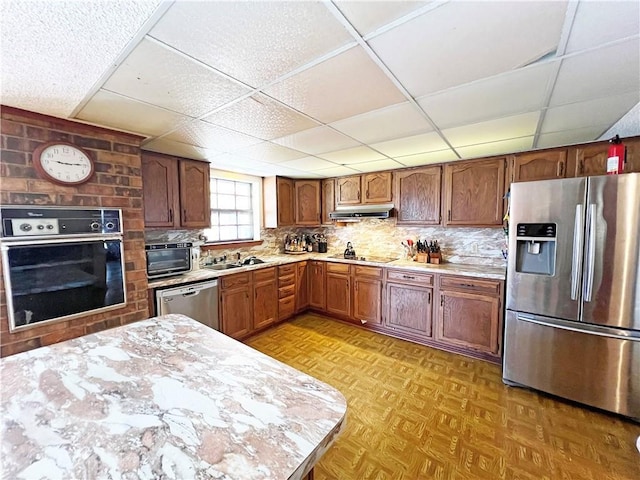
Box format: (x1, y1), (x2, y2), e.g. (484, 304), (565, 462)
(53, 160), (85, 167)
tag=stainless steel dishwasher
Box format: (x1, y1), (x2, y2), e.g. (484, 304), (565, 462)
(156, 280), (219, 331)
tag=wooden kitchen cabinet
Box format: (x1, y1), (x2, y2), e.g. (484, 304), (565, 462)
(353, 266), (383, 326)
(309, 260), (326, 310)
(435, 275), (503, 359)
(278, 264), (297, 321)
(253, 268), (277, 331)
(443, 157), (506, 227)
(142, 153), (210, 228)
(512, 149), (567, 182)
(385, 270), (434, 338)
(568, 138), (640, 177)
(325, 263), (351, 319)
(295, 180), (321, 225)
(395, 166), (442, 225)
(321, 178), (335, 225)
(296, 261), (310, 312)
(336, 172), (392, 206)
(220, 272), (252, 340)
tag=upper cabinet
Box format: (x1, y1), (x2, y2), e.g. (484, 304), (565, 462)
(142, 153), (210, 228)
(395, 166), (442, 225)
(511, 149), (567, 182)
(336, 172), (392, 206)
(443, 157), (506, 227)
(294, 180), (321, 225)
(264, 176), (321, 227)
(568, 138), (640, 177)
(321, 178), (335, 225)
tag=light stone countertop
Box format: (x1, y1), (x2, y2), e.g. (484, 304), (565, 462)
(148, 254), (505, 289)
(0, 314), (347, 480)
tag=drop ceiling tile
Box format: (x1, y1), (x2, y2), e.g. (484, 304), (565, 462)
(329, 102), (433, 143)
(566, 1), (640, 54)
(312, 165), (361, 177)
(418, 63), (555, 129)
(536, 127), (609, 149)
(264, 46), (406, 123)
(142, 138), (213, 161)
(370, 132), (449, 157)
(550, 39), (640, 106)
(349, 159), (405, 173)
(456, 137), (534, 159)
(394, 149), (459, 167)
(231, 142), (307, 164)
(103, 38), (251, 117)
(333, 1), (429, 36)
(542, 92), (640, 134)
(77, 90), (189, 137)
(369, 1), (567, 97)
(599, 101), (640, 139)
(150, 1), (353, 87)
(210, 153), (270, 169)
(318, 146), (386, 165)
(280, 157), (340, 171)
(165, 120), (262, 152)
(203, 94), (319, 140)
(272, 126), (361, 154)
(0, 0), (163, 117)
(442, 112), (540, 148)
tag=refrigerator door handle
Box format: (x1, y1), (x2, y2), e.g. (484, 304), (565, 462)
(570, 204), (584, 300)
(584, 203), (597, 302)
(515, 313), (640, 341)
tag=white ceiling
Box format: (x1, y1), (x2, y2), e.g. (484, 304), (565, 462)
(2, 0), (639, 179)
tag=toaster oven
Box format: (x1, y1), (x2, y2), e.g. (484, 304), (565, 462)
(146, 242), (192, 279)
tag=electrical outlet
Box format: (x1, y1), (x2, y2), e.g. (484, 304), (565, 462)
(471, 242), (479, 254)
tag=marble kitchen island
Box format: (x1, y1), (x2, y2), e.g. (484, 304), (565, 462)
(0, 314), (347, 479)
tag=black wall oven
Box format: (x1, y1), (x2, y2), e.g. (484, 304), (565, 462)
(1, 207), (126, 332)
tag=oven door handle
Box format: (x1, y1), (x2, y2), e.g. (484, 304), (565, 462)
(0, 235), (123, 247)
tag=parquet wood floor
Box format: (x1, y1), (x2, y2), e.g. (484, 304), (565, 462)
(246, 313), (640, 480)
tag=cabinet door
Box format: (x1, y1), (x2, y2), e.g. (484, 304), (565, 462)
(142, 153), (179, 228)
(363, 172), (392, 203)
(179, 159), (211, 228)
(326, 273), (350, 318)
(296, 261), (309, 312)
(395, 166), (441, 225)
(512, 150), (567, 182)
(386, 283), (433, 337)
(568, 143), (608, 177)
(294, 180), (321, 225)
(254, 279), (277, 331)
(277, 177), (295, 226)
(436, 290), (500, 355)
(309, 261), (326, 310)
(353, 277), (382, 325)
(221, 285), (252, 339)
(321, 179), (335, 225)
(336, 176), (362, 205)
(444, 158), (505, 226)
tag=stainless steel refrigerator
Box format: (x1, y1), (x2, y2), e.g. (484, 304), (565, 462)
(504, 173), (640, 420)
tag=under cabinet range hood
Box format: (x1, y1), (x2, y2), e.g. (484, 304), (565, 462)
(329, 204), (394, 221)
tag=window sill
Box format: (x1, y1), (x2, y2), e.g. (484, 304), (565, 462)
(201, 240), (263, 251)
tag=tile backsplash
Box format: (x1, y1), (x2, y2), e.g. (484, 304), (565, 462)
(146, 218), (507, 268)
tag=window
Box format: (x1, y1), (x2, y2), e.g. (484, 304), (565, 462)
(203, 172), (261, 243)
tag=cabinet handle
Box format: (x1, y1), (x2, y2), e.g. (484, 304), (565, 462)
(183, 209), (187, 222)
(558, 162), (564, 176)
(366, 189), (369, 198)
(579, 159), (584, 175)
(357, 190), (360, 200)
(428, 291), (431, 304)
(440, 295), (444, 307)
(402, 275), (415, 280)
(169, 209), (173, 222)
(448, 210), (452, 221)
(460, 283), (475, 288)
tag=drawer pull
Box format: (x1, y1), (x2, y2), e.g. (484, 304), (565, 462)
(403, 275), (415, 280)
(460, 283), (475, 288)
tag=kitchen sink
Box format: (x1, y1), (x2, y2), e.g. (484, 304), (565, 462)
(203, 263), (243, 270)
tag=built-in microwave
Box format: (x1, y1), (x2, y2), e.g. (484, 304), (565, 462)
(145, 242), (192, 279)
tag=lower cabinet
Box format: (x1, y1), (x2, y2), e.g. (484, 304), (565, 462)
(296, 261), (310, 312)
(353, 266), (383, 326)
(435, 275), (503, 358)
(325, 263), (351, 319)
(253, 268), (277, 331)
(385, 269), (434, 338)
(220, 272), (252, 340)
(278, 264), (297, 322)
(309, 261), (326, 310)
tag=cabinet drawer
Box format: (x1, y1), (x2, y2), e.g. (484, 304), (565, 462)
(254, 267), (276, 282)
(278, 264), (296, 276)
(279, 284), (295, 299)
(439, 275), (501, 295)
(386, 269), (433, 286)
(279, 296), (296, 319)
(278, 273), (295, 287)
(326, 262), (351, 274)
(354, 265), (382, 278)
(221, 272), (251, 289)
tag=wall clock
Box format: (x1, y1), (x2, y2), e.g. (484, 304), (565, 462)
(32, 141), (95, 185)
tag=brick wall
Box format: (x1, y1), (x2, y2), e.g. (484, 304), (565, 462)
(0, 106), (150, 356)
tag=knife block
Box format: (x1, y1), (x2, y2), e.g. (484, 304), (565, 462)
(415, 253), (429, 263)
(429, 253), (442, 264)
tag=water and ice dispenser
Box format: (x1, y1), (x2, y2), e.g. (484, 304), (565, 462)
(515, 223), (557, 275)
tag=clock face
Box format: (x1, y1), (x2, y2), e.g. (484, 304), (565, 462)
(33, 142), (94, 185)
